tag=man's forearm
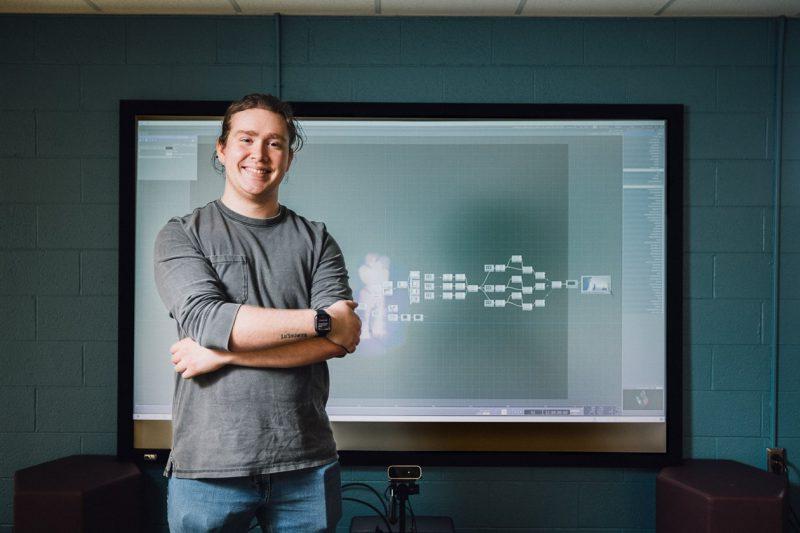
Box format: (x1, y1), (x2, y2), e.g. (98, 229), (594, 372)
(227, 336), (346, 369)
(229, 305), (317, 351)
(228, 300), (361, 353)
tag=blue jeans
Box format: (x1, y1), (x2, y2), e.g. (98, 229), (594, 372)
(167, 461), (341, 532)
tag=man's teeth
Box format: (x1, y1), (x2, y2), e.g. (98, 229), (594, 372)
(244, 167), (269, 174)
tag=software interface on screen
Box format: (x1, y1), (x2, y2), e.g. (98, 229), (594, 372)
(134, 118), (666, 425)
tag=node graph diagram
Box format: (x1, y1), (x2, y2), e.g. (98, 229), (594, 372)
(356, 253), (611, 340)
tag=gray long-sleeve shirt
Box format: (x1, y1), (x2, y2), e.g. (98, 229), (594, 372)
(154, 200), (352, 478)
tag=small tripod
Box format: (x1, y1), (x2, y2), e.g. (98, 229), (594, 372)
(388, 479), (419, 533)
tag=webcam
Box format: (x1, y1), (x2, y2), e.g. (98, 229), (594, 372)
(387, 465), (422, 481)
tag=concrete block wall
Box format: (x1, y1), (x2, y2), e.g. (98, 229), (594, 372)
(778, 19), (800, 515)
(0, 13), (796, 532)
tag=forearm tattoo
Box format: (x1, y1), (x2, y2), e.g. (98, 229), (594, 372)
(280, 332), (309, 340)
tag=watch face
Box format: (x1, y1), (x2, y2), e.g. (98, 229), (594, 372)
(316, 314), (331, 332)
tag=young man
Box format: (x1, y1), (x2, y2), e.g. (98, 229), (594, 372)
(154, 94), (361, 532)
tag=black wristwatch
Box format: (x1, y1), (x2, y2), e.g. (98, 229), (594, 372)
(314, 309), (332, 337)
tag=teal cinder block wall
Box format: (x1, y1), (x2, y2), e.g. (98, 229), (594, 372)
(0, 14), (797, 532)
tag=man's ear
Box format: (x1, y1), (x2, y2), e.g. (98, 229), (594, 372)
(287, 150), (294, 171)
(215, 141), (225, 164)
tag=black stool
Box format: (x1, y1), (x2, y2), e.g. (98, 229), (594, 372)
(14, 454), (143, 533)
(657, 459), (787, 532)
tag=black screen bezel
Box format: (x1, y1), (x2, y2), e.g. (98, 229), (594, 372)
(118, 100), (683, 469)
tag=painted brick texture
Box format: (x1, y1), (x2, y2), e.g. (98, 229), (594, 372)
(0, 12), (796, 532)
(780, 21), (800, 515)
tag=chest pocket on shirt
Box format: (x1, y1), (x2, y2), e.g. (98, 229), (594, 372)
(209, 255), (248, 304)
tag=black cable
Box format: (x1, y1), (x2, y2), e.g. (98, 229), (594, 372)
(389, 491), (397, 524)
(777, 461), (800, 532)
(342, 482), (389, 517)
(385, 484), (396, 524)
(789, 502), (800, 532)
(788, 510), (800, 533)
(343, 497), (393, 532)
(406, 497), (418, 533)
(787, 471), (800, 528)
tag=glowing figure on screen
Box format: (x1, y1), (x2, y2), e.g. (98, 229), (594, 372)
(635, 390), (650, 407)
(358, 253), (390, 339)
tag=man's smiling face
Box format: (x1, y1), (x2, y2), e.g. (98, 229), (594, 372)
(216, 107), (293, 204)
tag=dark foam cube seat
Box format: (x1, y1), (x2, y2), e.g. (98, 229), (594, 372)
(657, 459), (787, 533)
(14, 454), (143, 533)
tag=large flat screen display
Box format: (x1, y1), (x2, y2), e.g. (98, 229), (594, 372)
(119, 102), (683, 466)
